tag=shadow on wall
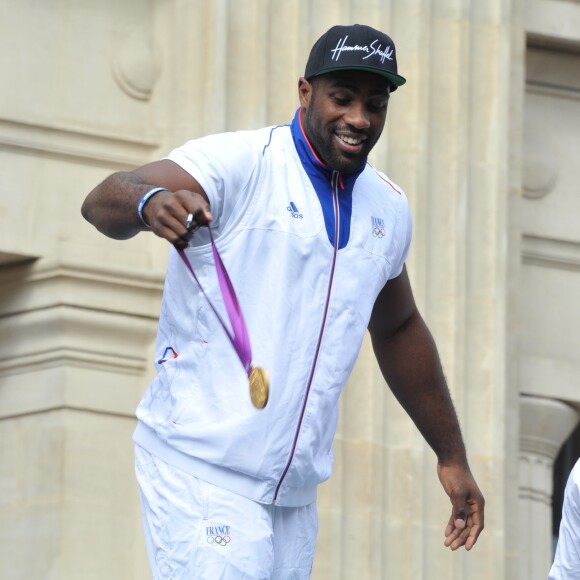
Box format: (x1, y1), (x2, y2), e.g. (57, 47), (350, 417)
(552, 422), (580, 551)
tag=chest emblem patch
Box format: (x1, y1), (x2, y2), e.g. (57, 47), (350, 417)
(287, 201), (304, 219)
(371, 216), (385, 238)
(206, 524), (232, 547)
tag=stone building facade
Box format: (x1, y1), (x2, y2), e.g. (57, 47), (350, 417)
(1, 1), (579, 578)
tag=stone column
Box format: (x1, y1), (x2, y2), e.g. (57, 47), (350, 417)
(0, 1), (166, 578)
(518, 395), (579, 580)
(314, 0), (524, 578)
(0, 257), (163, 579)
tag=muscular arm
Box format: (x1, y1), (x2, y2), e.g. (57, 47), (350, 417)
(81, 160), (212, 248)
(368, 266), (484, 550)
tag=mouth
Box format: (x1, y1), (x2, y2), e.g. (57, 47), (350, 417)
(334, 132), (366, 154)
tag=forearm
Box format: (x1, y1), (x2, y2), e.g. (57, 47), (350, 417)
(371, 311), (467, 466)
(81, 171), (159, 239)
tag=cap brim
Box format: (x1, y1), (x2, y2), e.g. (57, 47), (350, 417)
(310, 65), (406, 91)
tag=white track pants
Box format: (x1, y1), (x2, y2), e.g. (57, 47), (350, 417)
(135, 444), (318, 579)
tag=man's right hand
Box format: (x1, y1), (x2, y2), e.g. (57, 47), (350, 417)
(143, 188), (213, 249)
(81, 159), (212, 245)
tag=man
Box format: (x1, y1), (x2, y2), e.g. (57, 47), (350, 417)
(82, 24), (484, 579)
(549, 458), (580, 579)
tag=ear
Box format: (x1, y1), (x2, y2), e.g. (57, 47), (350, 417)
(298, 77), (313, 108)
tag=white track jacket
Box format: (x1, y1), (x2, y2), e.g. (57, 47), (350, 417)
(133, 108), (413, 507)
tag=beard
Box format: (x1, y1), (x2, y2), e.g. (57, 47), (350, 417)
(302, 106), (381, 175)
(304, 114), (365, 173)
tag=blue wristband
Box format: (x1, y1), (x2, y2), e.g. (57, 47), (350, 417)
(137, 187), (168, 227)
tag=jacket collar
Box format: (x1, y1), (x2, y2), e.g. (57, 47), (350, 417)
(289, 108), (366, 185)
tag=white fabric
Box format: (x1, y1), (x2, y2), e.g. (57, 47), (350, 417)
(134, 120), (412, 506)
(135, 444), (318, 580)
(549, 459), (580, 579)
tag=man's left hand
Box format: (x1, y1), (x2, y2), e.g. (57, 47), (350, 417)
(437, 463), (485, 551)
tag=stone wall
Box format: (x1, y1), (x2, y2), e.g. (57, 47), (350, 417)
(1, 0), (579, 578)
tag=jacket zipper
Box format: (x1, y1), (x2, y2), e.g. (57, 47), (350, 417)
(272, 171), (342, 504)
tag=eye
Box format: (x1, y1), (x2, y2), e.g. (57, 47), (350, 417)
(332, 94), (351, 106)
(367, 100), (388, 113)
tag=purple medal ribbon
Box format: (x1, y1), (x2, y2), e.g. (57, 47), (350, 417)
(176, 228), (252, 376)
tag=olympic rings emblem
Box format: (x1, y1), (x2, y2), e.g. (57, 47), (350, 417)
(207, 535), (231, 547)
(372, 227), (385, 238)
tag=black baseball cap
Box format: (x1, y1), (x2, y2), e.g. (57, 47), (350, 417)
(304, 24), (406, 91)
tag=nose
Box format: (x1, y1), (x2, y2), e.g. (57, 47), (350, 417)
(343, 101), (370, 130)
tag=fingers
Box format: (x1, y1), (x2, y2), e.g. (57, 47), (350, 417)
(464, 523), (482, 551)
(145, 189), (213, 248)
(443, 497), (484, 550)
(444, 513), (483, 551)
(462, 503), (484, 551)
(438, 463), (485, 551)
(444, 516), (470, 550)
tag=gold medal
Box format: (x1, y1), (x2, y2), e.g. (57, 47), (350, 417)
(249, 366), (269, 409)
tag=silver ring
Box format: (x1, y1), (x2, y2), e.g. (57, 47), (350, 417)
(185, 213), (194, 230)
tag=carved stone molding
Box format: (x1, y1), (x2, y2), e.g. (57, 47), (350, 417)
(518, 395), (579, 580)
(522, 121), (558, 199)
(522, 234), (580, 272)
(0, 257), (164, 417)
(0, 117), (160, 168)
(112, 31), (162, 101)
(519, 395), (578, 460)
(0, 257), (164, 316)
